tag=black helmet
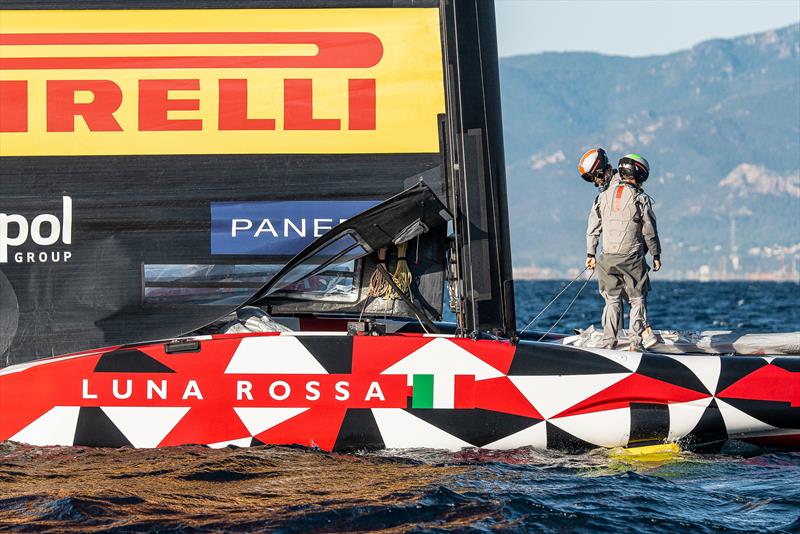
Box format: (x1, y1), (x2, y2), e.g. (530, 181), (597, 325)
(578, 148), (610, 183)
(618, 154), (650, 183)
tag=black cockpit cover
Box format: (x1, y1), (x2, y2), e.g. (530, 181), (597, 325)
(246, 181), (450, 306)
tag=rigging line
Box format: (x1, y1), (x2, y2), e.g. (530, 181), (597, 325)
(358, 294), (370, 322)
(537, 269), (595, 342)
(519, 267), (588, 335)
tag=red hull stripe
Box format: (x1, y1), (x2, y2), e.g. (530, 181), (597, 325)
(0, 32), (383, 70)
(718, 365), (800, 407)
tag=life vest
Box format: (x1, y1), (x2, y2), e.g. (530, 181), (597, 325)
(599, 183), (644, 255)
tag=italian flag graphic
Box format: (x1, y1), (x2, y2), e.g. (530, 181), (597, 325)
(412, 374), (475, 409)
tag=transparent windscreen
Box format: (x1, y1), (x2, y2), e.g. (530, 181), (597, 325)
(144, 260), (361, 305)
(265, 233), (369, 297)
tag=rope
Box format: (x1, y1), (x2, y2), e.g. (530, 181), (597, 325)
(519, 267), (589, 335)
(366, 247), (389, 297)
(386, 242), (412, 301)
(537, 269), (595, 342)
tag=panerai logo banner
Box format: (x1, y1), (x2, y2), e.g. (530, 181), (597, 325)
(211, 200), (377, 255)
(0, 196), (73, 264)
(0, 9), (445, 156)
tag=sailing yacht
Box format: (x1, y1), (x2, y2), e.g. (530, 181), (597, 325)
(1, 0), (797, 452)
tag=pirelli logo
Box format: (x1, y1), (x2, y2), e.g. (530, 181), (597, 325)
(0, 9), (445, 156)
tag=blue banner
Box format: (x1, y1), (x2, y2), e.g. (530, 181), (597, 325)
(211, 200), (378, 255)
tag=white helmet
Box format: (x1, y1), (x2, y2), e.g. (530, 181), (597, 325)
(578, 148), (610, 183)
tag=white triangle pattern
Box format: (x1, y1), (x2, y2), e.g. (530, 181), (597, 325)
(584, 348), (643, 372)
(509, 373), (630, 419)
(483, 421), (547, 450)
(380, 338), (504, 381)
(10, 406), (80, 446)
(549, 407), (631, 448)
(102, 407), (191, 448)
(667, 397), (715, 441)
(371, 408), (473, 451)
(225, 336), (328, 374)
(666, 354), (721, 394)
(233, 407), (308, 436)
(716, 399), (776, 437)
(207, 437), (253, 449)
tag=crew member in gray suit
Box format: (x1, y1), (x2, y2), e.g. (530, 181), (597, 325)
(586, 154), (661, 350)
(579, 147), (624, 335)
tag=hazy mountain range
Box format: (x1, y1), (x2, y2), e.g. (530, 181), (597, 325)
(499, 23), (800, 279)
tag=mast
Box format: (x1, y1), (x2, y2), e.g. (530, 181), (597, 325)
(441, 0), (516, 337)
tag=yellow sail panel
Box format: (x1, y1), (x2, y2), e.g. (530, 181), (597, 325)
(0, 8), (445, 156)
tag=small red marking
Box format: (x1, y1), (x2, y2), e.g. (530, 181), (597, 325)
(613, 185), (624, 212)
(0, 32), (384, 70)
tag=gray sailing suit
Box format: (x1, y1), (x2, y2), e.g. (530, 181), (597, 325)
(587, 182), (661, 346)
(593, 174), (624, 333)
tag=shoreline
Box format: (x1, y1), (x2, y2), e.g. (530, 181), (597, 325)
(512, 275), (800, 283)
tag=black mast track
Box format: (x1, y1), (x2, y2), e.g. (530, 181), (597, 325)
(441, 0), (516, 338)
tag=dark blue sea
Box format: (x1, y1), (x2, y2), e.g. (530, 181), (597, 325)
(1, 281), (798, 533)
(514, 280), (800, 336)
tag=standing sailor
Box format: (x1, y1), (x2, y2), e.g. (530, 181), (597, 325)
(586, 154), (661, 350)
(579, 148), (624, 334)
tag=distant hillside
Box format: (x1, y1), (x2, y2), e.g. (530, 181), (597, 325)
(500, 24), (800, 279)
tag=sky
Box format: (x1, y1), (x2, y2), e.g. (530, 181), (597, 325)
(495, 0), (800, 57)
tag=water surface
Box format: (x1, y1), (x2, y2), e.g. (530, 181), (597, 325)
(2, 281), (799, 532)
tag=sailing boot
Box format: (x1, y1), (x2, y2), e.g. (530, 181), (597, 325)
(642, 326), (658, 349)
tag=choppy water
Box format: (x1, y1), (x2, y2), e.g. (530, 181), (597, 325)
(2, 281), (799, 533)
(1, 444), (798, 532)
(514, 280), (800, 334)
